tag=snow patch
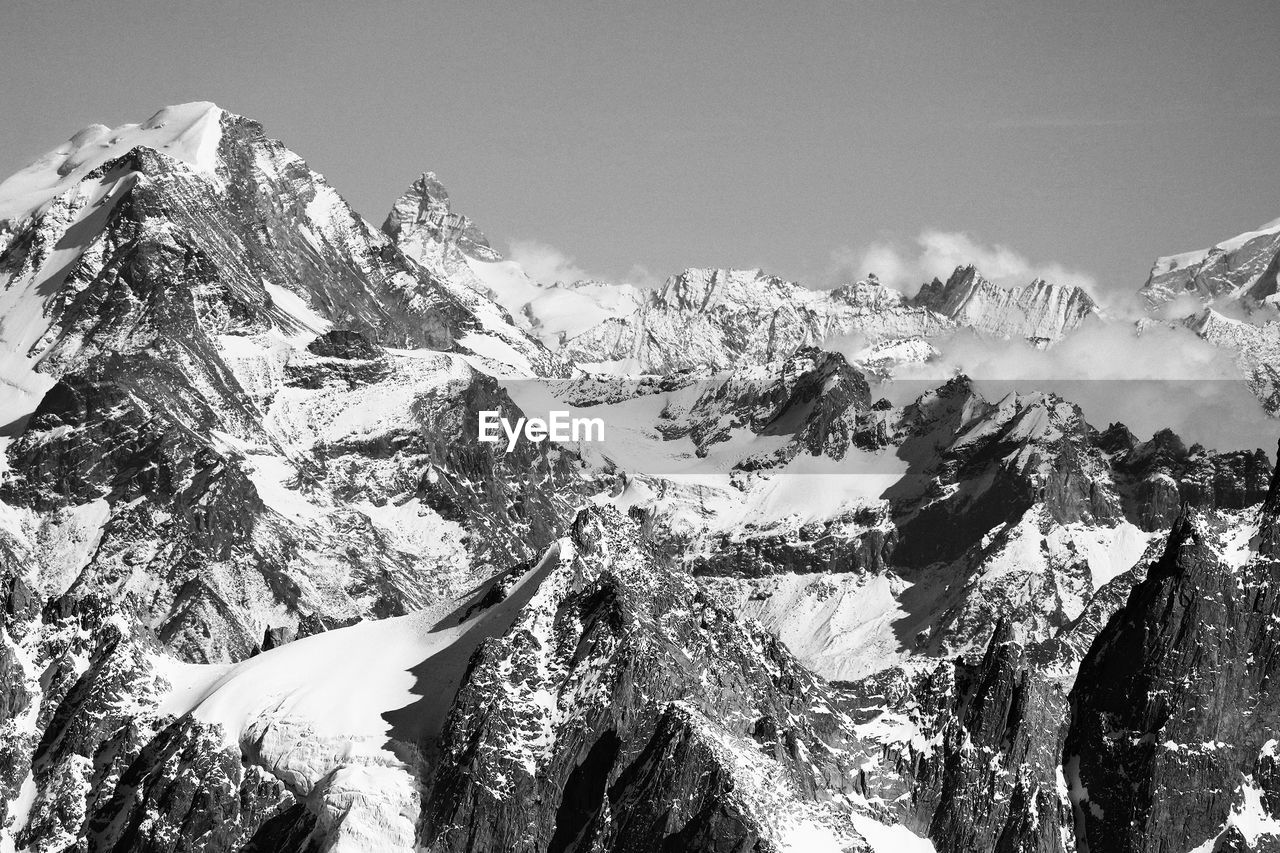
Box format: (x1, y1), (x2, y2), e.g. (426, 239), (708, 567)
(850, 813), (937, 853)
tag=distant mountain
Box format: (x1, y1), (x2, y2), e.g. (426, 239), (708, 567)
(386, 175), (1099, 375)
(1137, 218), (1280, 415)
(1141, 216), (1280, 311)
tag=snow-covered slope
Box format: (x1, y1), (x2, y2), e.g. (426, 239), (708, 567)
(0, 102), (222, 229)
(154, 541), (568, 853)
(1138, 215), (1280, 415)
(1141, 216), (1280, 311)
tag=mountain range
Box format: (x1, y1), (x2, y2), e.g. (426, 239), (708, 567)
(0, 102), (1278, 853)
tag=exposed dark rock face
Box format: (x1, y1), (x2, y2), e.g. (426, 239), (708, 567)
(912, 625), (1073, 853)
(305, 329), (383, 361)
(84, 716), (303, 853)
(658, 347), (874, 463)
(886, 376), (1124, 568)
(1066, 505), (1280, 852)
(687, 506), (898, 578)
(1107, 429), (1273, 530)
(420, 508), (864, 853)
(1258, 441), (1280, 558)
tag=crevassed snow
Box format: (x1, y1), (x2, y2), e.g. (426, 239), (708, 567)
(0, 102), (222, 225)
(158, 543), (564, 740)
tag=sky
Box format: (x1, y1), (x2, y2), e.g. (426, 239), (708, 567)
(1, 0), (1278, 301)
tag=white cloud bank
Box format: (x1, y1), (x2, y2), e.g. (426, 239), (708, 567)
(840, 319), (1271, 453)
(506, 239), (591, 286)
(506, 239), (662, 290)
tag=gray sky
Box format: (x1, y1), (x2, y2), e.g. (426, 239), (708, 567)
(2, 0), (1278, 299)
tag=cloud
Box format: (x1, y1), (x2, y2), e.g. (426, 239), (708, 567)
(828, 230), (1101, 299)
(507, 240), (664, 290)
(506, 239), (591, 286)
(833, 317), (1270, 453)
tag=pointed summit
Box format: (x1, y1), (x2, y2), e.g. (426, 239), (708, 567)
(382, 171), (500, 262)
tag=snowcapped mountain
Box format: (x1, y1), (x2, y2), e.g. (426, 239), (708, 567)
(1141, 216), (1280, 312)
(1, 102), (1277, 853)
(1138, 218), (1280, 414)
(383, 173), (648, 355)
(386, 176), (1099, 375)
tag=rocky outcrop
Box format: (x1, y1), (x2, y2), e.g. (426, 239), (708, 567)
(1259, 442), (1280, 558)
(1065, 502), (1280, 852)
(657, 347), (874, 463)
(0, 104), (580, 663)
(1105, 427), (1273, 529)
(420, 507), (872, 852)
(913, 265), (1098, 345)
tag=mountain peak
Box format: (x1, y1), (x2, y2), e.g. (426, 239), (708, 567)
(911, 264), (1097, 344)
(0, 101), (226, 226)
(1141, 215), (1280, 311)
(382, 171), (499, 262)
